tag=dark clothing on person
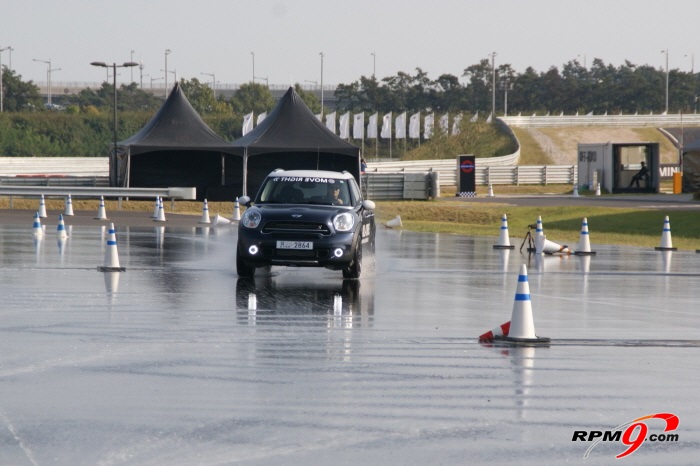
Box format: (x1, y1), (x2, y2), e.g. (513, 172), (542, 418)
(629, 163), (648, 187)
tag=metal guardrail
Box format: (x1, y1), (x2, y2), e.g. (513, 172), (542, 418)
(499, 113), (700, 127)
(0, 176), (108, 187)
(0, 186), (197, 200)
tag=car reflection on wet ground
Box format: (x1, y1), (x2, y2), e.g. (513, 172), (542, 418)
(0, 219), (699, 465)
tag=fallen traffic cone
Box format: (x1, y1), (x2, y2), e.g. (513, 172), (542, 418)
(38, 194), (48, 218)
(95, 196), (108, 220)
(98, 223), (126, 272)
(56, 214), (68, 239)
(500, 264), (549, 345)
(595, 183), (601, 196)
(64, 194), (75, 216)
(212, 214), (232, 226)
(655, 215), (677, 251)
(487, 184), (495, 197)
(493, 214), (515, 249)
(32, 212), (43, 238)
(154, 197), (166, 222)
(199, 199), (211, 224)
(479, 321), (511, 342)
(574, 217), (596, 255)
(232, 197), (241, 221)
(536, 234), (571, 255)
(385, 215), (402, 228)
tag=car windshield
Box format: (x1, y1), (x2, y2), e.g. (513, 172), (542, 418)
(258, 176), (353, 206)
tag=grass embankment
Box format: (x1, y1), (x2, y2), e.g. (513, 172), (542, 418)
(373, 198), (700, 251)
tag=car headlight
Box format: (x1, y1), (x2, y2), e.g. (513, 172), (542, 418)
(333, 212), (354, 232)
(241, 209), (262, 228)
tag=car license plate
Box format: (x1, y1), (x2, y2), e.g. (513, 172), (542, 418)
(276, 241), (313, 250)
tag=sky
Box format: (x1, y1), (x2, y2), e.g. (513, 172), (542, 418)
(3, 0), (699, 90)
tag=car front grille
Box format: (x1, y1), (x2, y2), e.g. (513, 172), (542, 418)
(262, 220), (331, 236)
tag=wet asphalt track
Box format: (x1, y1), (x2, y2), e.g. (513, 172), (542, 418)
(0, 202), (699, 465)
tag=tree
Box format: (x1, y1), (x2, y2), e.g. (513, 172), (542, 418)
(230, 82), (275, 115)
(0, 67), (43, 111)
(293, 83), (322, 113)
(178, 78), (232, 115)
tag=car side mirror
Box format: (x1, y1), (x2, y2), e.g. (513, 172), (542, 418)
(238, 195), (251, 206)
(362, 200), (376, 211)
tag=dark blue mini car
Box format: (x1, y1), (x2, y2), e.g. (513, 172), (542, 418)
(236, 169), (376, 279)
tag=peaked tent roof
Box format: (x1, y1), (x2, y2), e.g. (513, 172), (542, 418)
(230, 87), (360, 157)
(118, 82), (238, 155)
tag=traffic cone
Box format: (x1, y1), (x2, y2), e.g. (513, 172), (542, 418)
(199, 199), (211, 224)
(479, 321), (511, 342)
(572, 184), (579, 197)
(154, 197), (166, 222)
(38, 194), (48, 218)
(64, 194), (74, 216)
(95, 196), (108, 220)
(655, 215), (677, 251)
(595, 183), (601, 196)
(487, 184), (495, 197)
(212, 214), (232, 226)
(151, 197), (160, 218)
(32, 212), (43, 238)
(56, 214), (68, 239)
(574, 217), (596, 255)
(493, 214), (515, 249)
(232, 197), (241, 221)
(385, 215), (402, 228)
(501, 264), (549, 345)
(98, 223), (126, 272)
(536, 234), (571, 255)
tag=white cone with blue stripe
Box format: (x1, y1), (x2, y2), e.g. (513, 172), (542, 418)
(493, 214), (514, 249)
(98, 223), (126, 272)
(32, 212), (43, 238)
(154, 197), (166, 222)
(502, 264), (549, 344)
(151, 197), (160, 218)
(64, 194), (74, 216)
(574, 217), (596, 255)
(232, 197), (241, 221)
(199, 199), (211, 224)
(655, 215), (677, 251)
(38, 195), (48, 218)
(95, 196), (108, 220)
(56, 214), (68, 239)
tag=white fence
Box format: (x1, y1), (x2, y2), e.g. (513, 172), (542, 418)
(499, 113), (700, 128)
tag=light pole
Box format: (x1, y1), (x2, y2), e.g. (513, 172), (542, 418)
(130, 50), (135, 82)
(319, 52), (324, 115)
(661, 49), (669, 113)
(201, 72), (216, 98)
(0, 46), (9, 112)
(139, 61), (145, 88)
(150, 76), (163, 90)
(164, 49), (171, 97)
(251, 52), (255, 82)
(33, 58), (61, 107)
(491, 51), (497, 121)
(90, 60), (139, 186)
(685, 53), (694, 74)
(371, 52), (375, 79)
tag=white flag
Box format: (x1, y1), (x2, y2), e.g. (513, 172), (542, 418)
(256, 112), (267, 126)
(439, 113), (449, 133)
(242, 112), (254, 136)
(395, 112), (406, 139)
(409, 112), (420, 139)
(452, 113), (462, 135)
(424, 113), (434, 139)
(469, 111), (478, 122)
(315, 113), (323, 121)
(339, 112), (350, 139)
(353, 112), (364, 139)
(380, 112), (392, 139)
(326, 111), (337, 134)
(367, 112), (378, 139)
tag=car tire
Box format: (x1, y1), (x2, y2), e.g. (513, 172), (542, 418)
(236, 242), (256, 278)
(342, 242), (362, 279)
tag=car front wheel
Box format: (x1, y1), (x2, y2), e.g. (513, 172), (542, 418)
(342, 242), (362, 279)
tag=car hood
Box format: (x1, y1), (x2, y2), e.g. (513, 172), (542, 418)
(253, 204), (351, 222)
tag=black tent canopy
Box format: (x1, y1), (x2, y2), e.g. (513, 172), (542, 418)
(231, 86), (361, 197)
(116, 83), (242, 200)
